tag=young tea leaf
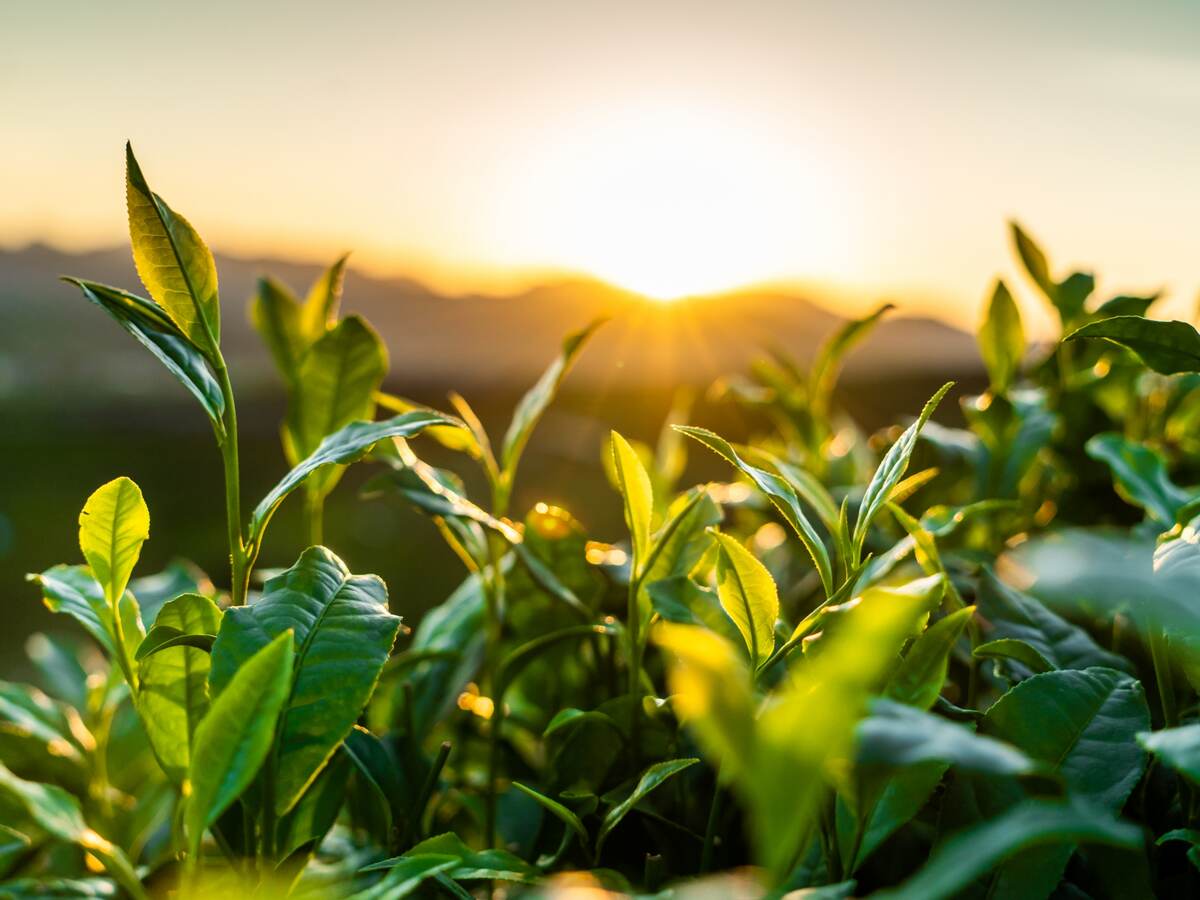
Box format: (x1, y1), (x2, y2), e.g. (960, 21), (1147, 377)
(611, 430), (654, 573)
(886, 606), (975, 710)
(78, 477), (149, 609)
(978, 280), (1024, 393)
(709, 530), (779, 666)
(594, 758), (698, 859)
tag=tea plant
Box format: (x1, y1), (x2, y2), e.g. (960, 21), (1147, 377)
(3, 152), (1200, 899)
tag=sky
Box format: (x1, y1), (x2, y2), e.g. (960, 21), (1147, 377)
(3, 1), (1200, 331)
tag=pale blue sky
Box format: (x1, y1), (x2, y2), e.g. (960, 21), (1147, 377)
(3, 1), (1199, 326)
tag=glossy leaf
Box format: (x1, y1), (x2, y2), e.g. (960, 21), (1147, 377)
(186, 631), (294, 858)
(1086, 432), (1190, 524)
(1067, 315), (1200, 375)
(136, 593), (222, 783)
(854, 383), (952, 556)
(247, 411), (457, 552)
(874, 799), (1140, 900)
(126, 143), (220, 352)
(78, 477), (149, 609)
(501, 318), (604, 472)
(675, 426), (833, 596)
(982, 667), (1149, 810)
(210, 547), (401, 814)
(1137, 724), (1200, 784)
(710, 530), (779, 666)
(886, 606), (975, 710)
(978, 280), (1024, 393)
(594, 758), (698, 858)
(64, 279), (225, 426)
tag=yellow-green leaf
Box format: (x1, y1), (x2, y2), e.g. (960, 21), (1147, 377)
(78, 477), (149, 609)
(710, 530), (779, 666)
(125, 143), (220, 353)
(978, 280), (1025, 393)
(611, 430), (654, 572)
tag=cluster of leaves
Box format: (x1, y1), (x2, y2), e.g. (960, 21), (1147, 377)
(3, 154), (1200, 899)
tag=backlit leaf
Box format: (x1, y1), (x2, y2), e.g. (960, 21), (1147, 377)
(978, 280), (1024, 393)
(1067, 315), (1200, 375)
(78, 477), (149, 609)
(710, 530), (779, 666)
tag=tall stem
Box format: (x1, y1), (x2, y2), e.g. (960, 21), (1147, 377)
(304, 488), (324, 547)
(1149, 624), (1178, 727)
(214, 360), (249, 606)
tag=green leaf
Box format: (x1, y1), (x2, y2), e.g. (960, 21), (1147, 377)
(64, 279), (225, 426)
(363, 832), (540, 884)
(611, 430), (654, 572)
(186, 631), (294, 859)
(973, 638), (1055, 675)
(0, 762), (146, 900)
(78, 477), (149, 609)
(136, 593), (222, 784)
(983, 667), (1150, 810)
(855, 699), (1036, 777)
(1086, 432), (1190, 524)
(675, 426), (833, 597)
(647, 576), (742, 649)
(1066, 315), (1200, 375)
(250, 276), (304, 384)
(125, 142), (220, 353)
(710, 530), (779, 666)
(511, 782), (589, 852)
(348, 854), (460, 900)
(594, 758), (698, 859)
(975, 571), (1132, 676)
(29, 566), (119, 656)
(286, 315), (388, 496)
(854, 383), (952, 557)
(641, 487), (723, 589)
(837, 761), (946, 874)
(1011, 221), (1056, 303)
(1095, 292), (1160, 319)
(501, 318), (604, 472)
(275, 748), (350, 860)
(979, 280), (1025, 393)
(1011, 222), (1093, 326)
(1137, 724), (1200, 784)
(886, 606), (974, 710)
(209, 547), (401, 815)
(247, 411), (457, 552)
(135, 626), (216, 660)
(810, 303), (893, 415)
(873, 799), (1140, 900)
(300, 254), (348, 341)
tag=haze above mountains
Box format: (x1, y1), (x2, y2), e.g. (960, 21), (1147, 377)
(0, 243), (980, 415)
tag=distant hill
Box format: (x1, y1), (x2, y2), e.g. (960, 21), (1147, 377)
(0, 243), (982, 413)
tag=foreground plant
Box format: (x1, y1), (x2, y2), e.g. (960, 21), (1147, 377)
(3, 154), (1199, 898)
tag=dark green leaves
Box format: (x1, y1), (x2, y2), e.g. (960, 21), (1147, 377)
(63, 279), (225, 427)
(886, 606), (974, 710)
(125, 143), (220, 354)
(1012, 221), (1094, 327)
(978, 280), (1024, 393)
(210, 547), (401, 814)
(1138, 724), (1200, 784)
(594, 758), (698, 859)
(247, 411), (457, 552)
(982, 667), (1150, 810)
(1086, 432), (1190, 524)
(185, 631), (294, 861)
(1067, 315), (1200, 374)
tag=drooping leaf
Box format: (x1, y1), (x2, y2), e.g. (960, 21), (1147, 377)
(886, 606), (975, 710)
(501, 319), (604, 472)
(64, 279), (225, 426)
(675, 426), (833, 596)
(136, 593), (222, 784)
(78, 477), (149, 609)
(186, 631), (294, 859)
(978, 280), (1025, 393)
(247, 411), (458, 552)
(709, 530), (779, 666)
(1137, 724), (1200, 784)
(873, 799), (1141, 900)
(1086, 432), (1190, 524)
(594, 758), (698, 858)
(125, 142), (220, 352)
(982, 667), (1149, 811)
(210, 547), (401, 815)
(1066, 315), (1200, 375)
(854, 383), (952, 556)
(611, 430), (654, 572)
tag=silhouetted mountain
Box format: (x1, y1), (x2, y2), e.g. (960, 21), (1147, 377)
(0, 243), (981, 414)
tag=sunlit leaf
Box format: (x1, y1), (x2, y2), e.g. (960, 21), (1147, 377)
(709, 530), (779, 666)
(78, 477), (149, 609)
(611, 430), (654, 572)
(978, 280), (1024, 393)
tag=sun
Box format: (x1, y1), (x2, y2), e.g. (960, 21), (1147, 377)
(512, 104), (848, 301)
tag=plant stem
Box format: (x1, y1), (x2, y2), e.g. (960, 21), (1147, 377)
(213, 359), (249, 606)
(304, 487), (324, 547)
(1149, 624), (1178, 727)
(700, 768), (724, 874)
(627, 573), (643, 764)
(483, 527), (507, 849)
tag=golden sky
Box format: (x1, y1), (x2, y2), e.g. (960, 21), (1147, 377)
(4, 1), (1200, 330)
